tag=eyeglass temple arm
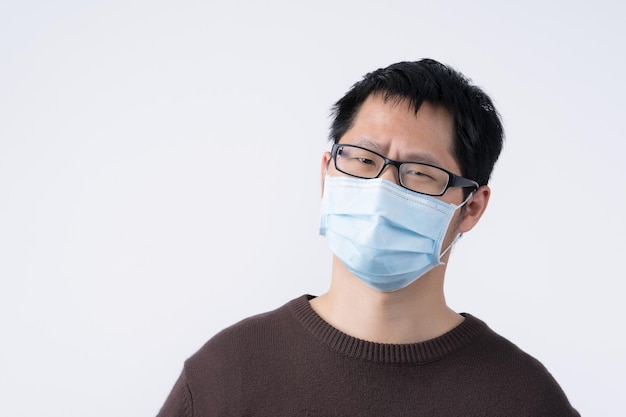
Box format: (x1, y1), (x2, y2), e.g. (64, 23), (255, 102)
(451, 175), (479, 189)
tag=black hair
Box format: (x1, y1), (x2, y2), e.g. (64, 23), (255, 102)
(329, 59), (504, 188)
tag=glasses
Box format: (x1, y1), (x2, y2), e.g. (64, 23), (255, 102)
(331, 143), (479, 196)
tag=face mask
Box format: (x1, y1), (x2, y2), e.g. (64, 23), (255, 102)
(319, 176), (470, 292)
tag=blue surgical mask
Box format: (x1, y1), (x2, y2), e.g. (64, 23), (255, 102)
(319, 176), (470, 292)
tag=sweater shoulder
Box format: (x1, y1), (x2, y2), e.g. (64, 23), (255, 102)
(184, 296), (300, 370)
(462, 316), (579, 416)
(472, 320), (554, 373)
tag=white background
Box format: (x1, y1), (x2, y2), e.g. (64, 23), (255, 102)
(1, 1), (624, 416)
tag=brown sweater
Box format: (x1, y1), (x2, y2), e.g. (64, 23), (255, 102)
(157, 295), (580, 416)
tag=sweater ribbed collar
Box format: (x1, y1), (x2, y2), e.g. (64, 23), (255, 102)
(288, 294), (487, 365)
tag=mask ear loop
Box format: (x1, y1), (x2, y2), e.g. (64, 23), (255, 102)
(458, 190), (475, 208)
(439, 190), (475, 262)
(439, 233), (462, 260)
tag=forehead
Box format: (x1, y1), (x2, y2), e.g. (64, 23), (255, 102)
(341, 94), (459, 173)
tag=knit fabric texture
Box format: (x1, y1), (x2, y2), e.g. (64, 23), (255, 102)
(157, 295), (579, 417)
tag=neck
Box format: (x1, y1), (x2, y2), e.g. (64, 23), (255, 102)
(310, 258), (463, 344)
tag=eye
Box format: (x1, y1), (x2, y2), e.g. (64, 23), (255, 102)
(357, 157), (376, 165)
(405, 169), (435, 180)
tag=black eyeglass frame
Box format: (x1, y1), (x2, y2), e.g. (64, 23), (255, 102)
(331, 143), (480, 197)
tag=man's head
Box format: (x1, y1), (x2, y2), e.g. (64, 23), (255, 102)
(320, 59), (505, 291)
(329, 59), (504, 188)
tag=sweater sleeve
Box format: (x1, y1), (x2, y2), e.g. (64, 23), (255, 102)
(156, 367), (193, 417)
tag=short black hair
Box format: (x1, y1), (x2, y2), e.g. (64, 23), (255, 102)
(329, 59), (504, 188)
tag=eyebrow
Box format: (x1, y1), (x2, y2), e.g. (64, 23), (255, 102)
(351, 137), (444, 167)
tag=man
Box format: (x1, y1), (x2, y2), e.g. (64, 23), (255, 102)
(157, 59), (579, 416)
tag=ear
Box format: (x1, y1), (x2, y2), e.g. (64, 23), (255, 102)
(458, 185), (491, 234)
(320, 151), (331, 197)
